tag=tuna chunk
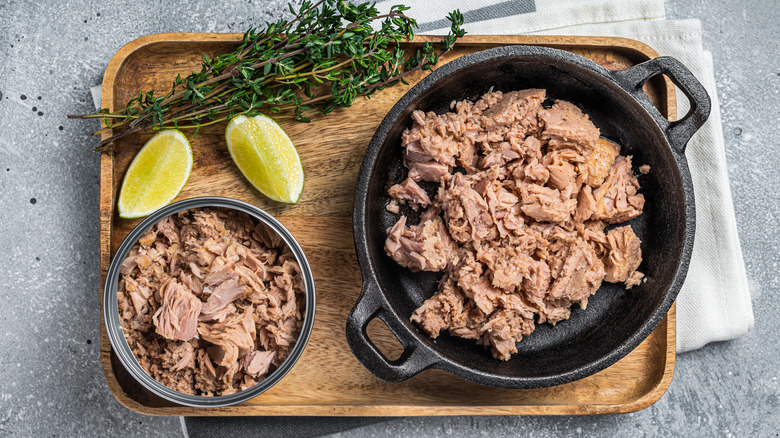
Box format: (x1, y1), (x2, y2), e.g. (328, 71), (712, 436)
(476, 244), (533, 291)
(410, 110), (459, 165)
(478, 308), (535, 361)
(152, 280), (202, 342)
(520, 184), (577, 223)
(482, 178), (523, 238)
(548, 238), (605, 302)
(203, 264), (239, 288)
(401, 108), (474, 182)
(410, 276), (469, 338)
(198, 308), (256, 367)
(123, 275), (152, 317)
(539, 100), (600, 156)
(604, 225), (644, 288)
(439, 173), (496, 243)
(576, 220), (610, 258)
(384, 209), (456, 272)
(254, 222), (284, 249)
(242, 350), (276, 377)
(520, 157), (550, 184)
(156, 216), (179, 244)
(591, 156), (645, 223)
(121, 248), (140, 275)
(407, 160), (450, 182)
(519, 135), (543, 160)
(181, 275), (204, 304)
(168, 341), (196, 371)
(150, 341), (196, 394)
(479, 141), (522, 169)
(481, 89), (546, 132)
(582, 137), (620, 187)
(456, 254), (503, 315)
(386, 199), (400, 214)
(526, 295), (572, 325)
(543, 150), (578, 192)
(523, 258), (552, 298)
(194, 350), (220, 396)
(138, 229), (158, 247)
(200, 278), (247, 321)
(388, 177), (432, 207)
(574, 185), (597, 223)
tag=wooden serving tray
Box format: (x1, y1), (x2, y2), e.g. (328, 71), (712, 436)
(99, 34), (677, 416)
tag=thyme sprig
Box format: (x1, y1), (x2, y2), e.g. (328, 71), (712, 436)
(70, 0), (465, 152)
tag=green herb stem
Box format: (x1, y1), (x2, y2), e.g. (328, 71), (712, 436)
(68, 1), (465, 152)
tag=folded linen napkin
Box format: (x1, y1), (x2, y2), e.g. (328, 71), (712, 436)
(88, 1), (753, 435)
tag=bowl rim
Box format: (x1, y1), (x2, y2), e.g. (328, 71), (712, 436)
(349, 44), (696, 388)
(103, 196), (316, 407)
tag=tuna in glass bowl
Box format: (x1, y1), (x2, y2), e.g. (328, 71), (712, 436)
(103, 197), (316, 407)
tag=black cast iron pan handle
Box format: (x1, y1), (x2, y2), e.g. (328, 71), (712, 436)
(346, 281), (438, 382)
(611, 56), (711, 154)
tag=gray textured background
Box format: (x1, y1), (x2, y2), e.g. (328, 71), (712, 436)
(0, 0), (777, 436)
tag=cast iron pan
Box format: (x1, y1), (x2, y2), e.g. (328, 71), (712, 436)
(347, 45), (710, 388)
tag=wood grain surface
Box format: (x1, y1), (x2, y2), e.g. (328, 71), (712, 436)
(99, 34), (677, 416)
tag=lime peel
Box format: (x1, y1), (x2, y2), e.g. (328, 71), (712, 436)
(117, 129), (193, 218)
(226, 114), (304, 204)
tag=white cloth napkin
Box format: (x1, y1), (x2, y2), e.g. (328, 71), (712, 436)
(92, 0), (753, 353)
(385, 0), (753, 353)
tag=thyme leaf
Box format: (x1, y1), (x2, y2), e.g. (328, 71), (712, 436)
(69, 1), (465, 153)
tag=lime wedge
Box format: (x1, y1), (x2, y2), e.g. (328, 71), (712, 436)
(226, 114), (304, 204)
(117, 129), (193, 218)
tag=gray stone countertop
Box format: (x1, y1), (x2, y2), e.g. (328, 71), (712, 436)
(0, 0), (777, 436)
